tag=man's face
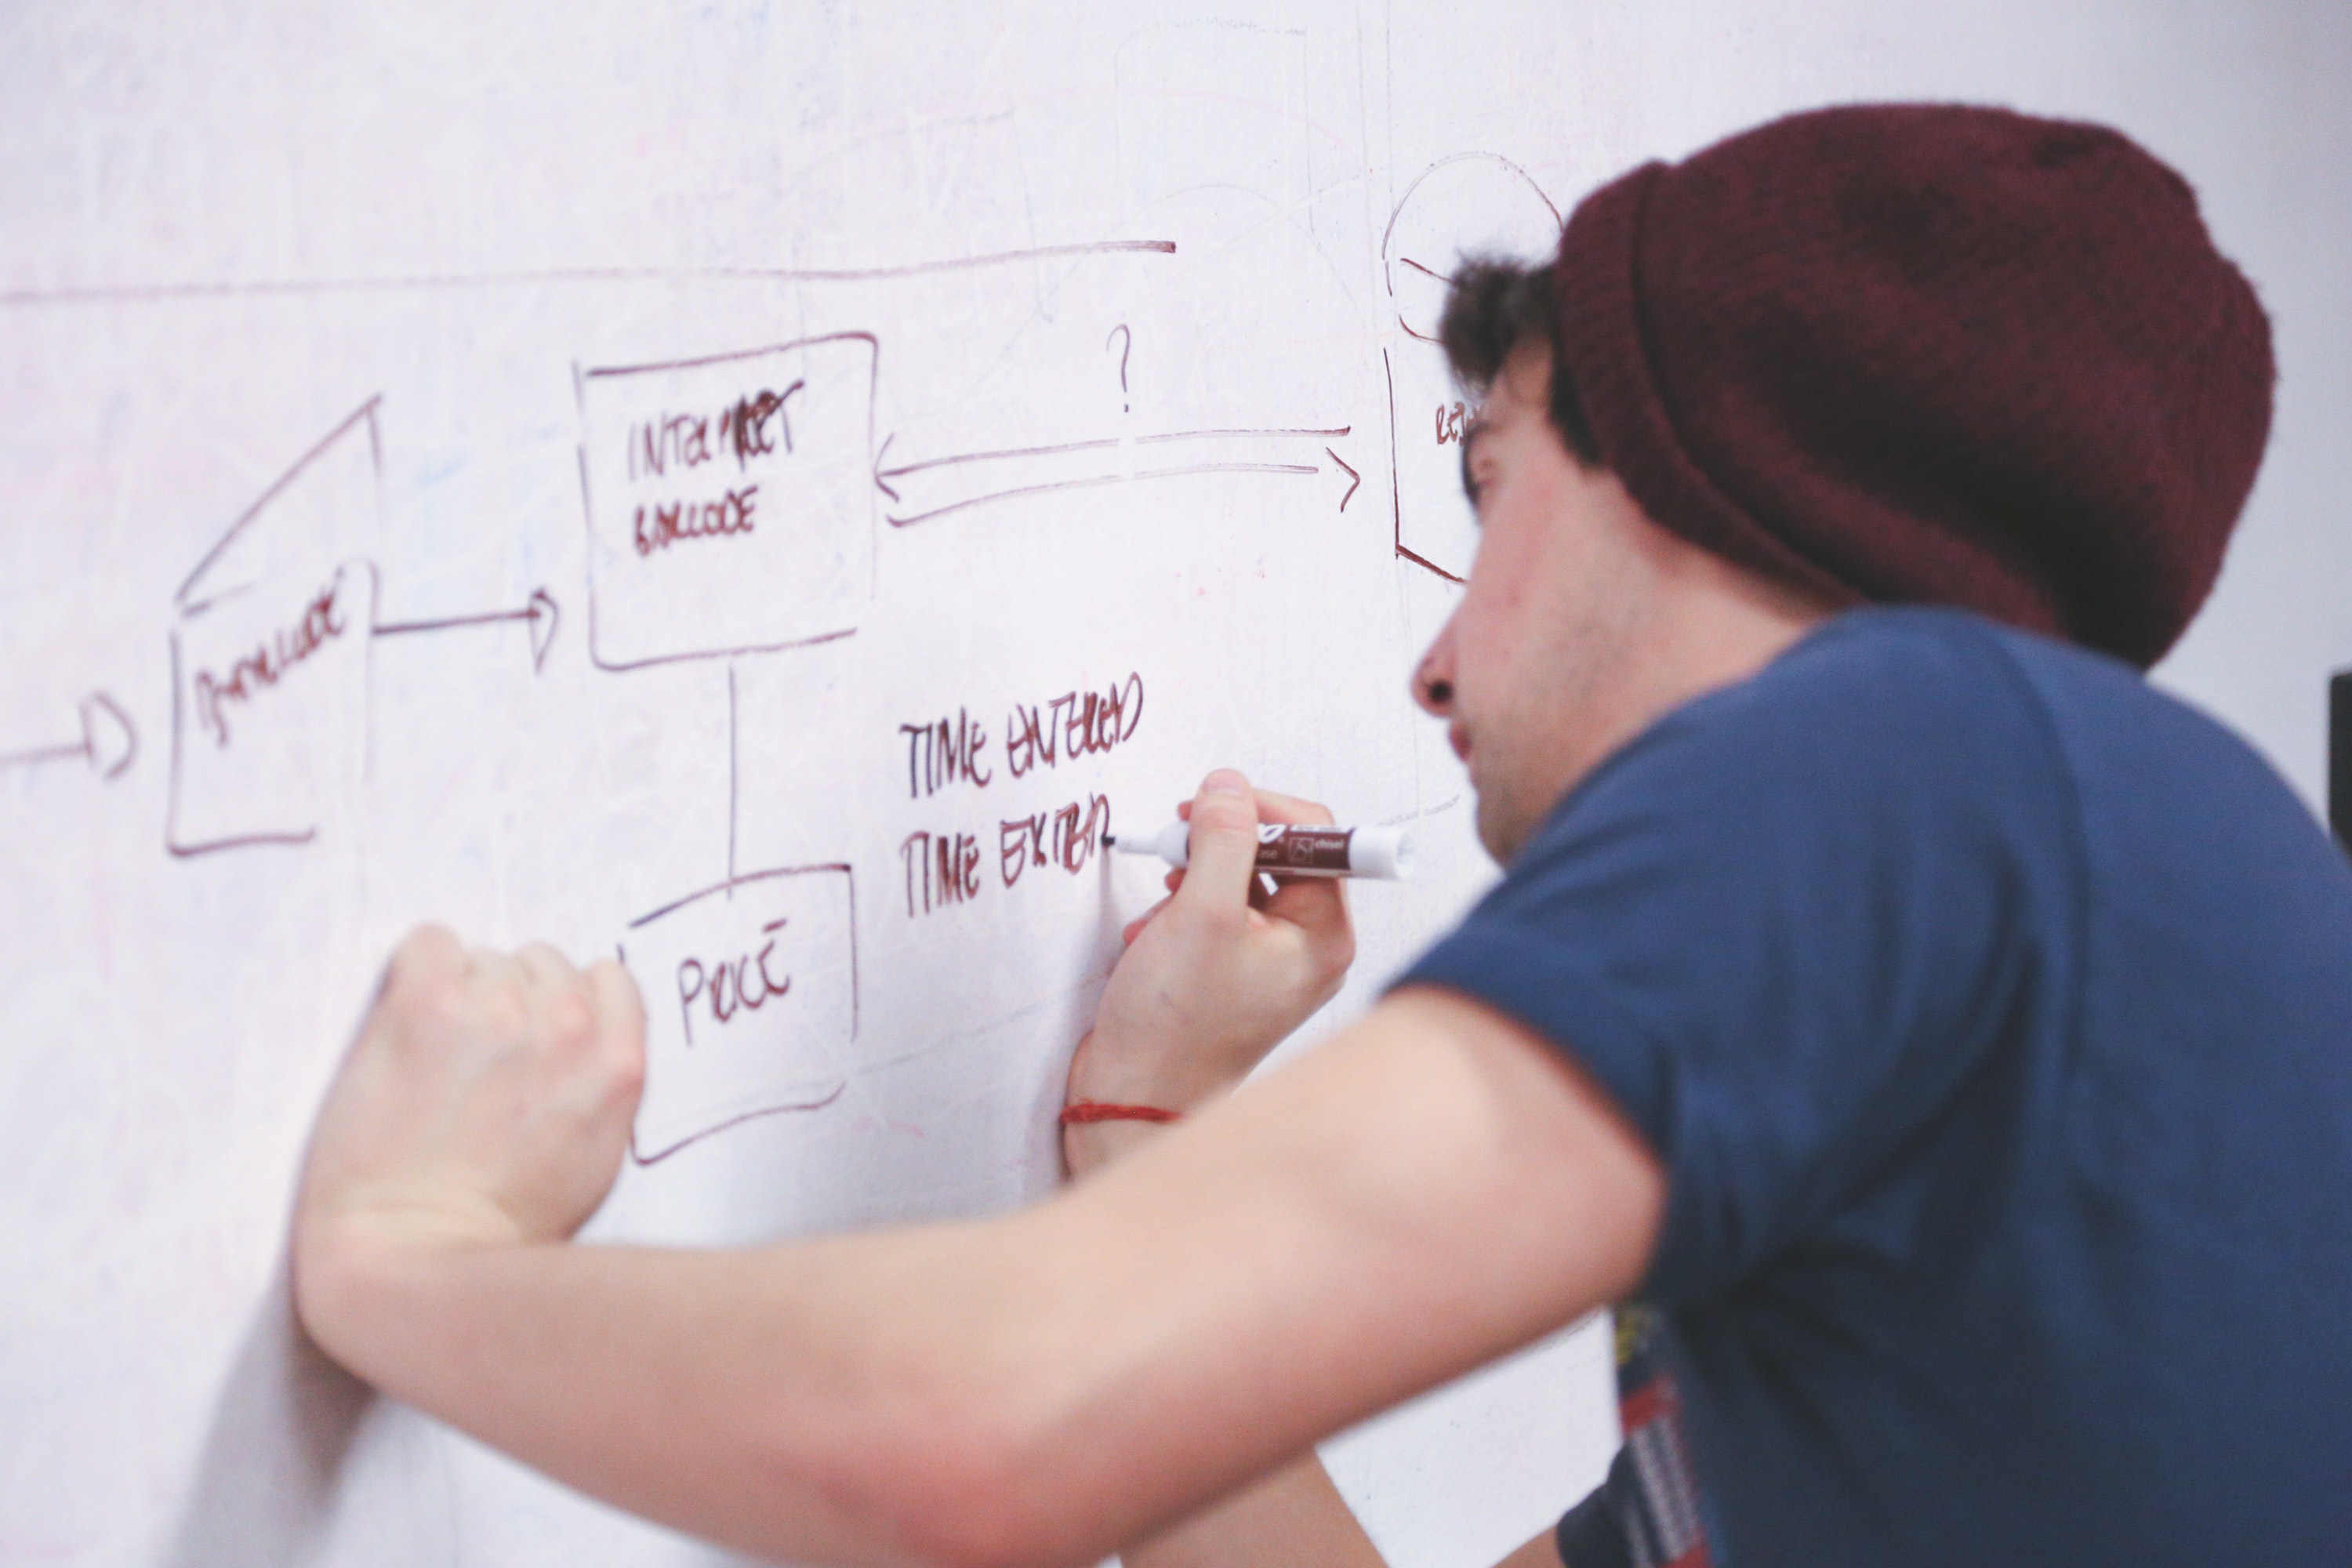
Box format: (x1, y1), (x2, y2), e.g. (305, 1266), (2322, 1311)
(1414, 345), (1664, 863)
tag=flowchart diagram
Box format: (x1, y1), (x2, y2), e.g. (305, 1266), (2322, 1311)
(9, 151), (1535, 1163)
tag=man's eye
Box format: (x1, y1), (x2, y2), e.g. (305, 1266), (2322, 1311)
(1458, 445), (1486, 507)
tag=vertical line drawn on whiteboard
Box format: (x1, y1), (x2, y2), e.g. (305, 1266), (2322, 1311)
(575, 332), (880, 672)
(167, 400), (385, 858)
(1381, 154), (1561, 585)
(1384, 348), (1463, 586)
(618, 864), (859, 1165)
(0, 691), (136, 781)
(726, 663), (739, 889)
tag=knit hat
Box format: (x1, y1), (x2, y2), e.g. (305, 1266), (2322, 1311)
(1552, 103), (2274, 667)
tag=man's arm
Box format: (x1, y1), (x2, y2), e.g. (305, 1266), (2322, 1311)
(1113, 1452), (1569, 1568)
(299, 985), (1653, 1568)
(293, 775), (1661, 1568)
(1054, 781), (1581, 1568)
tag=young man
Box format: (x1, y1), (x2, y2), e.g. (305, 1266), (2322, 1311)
(292, 105), (2352, 1566)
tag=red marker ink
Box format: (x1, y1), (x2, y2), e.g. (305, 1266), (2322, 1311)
(1109, 821), (1412, 881)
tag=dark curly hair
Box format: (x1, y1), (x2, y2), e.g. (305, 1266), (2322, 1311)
(1436, 258), (1602, 470)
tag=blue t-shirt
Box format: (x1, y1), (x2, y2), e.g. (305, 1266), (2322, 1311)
(1398, 607), (2352, 1565)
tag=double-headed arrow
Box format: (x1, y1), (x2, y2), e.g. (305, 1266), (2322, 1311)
(873, 425), (1360, 528)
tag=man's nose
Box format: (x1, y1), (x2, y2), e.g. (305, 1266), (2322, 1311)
(1413, 623), (1457, 717)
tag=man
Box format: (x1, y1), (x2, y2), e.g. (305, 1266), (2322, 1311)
(292, 104), (2352, 1566)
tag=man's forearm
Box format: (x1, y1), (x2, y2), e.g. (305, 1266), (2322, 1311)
(302, 1217), (1033, 1568)
(1119, 1454), (1389, 1568)
(297, 991), (1659, 1568)
(1117, 1454), (1570, 1568)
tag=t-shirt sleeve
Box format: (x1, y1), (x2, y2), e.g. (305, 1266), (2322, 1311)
(1395, 615), (2081, 1305)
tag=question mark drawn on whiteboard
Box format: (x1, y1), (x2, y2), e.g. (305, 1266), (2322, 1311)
(1105, 324), (1132, 414)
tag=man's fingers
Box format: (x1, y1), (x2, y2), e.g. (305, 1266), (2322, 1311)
(1264, 873), (1352, 949)
(514, 942), (577, 994)
(1171, 769), (1263, 913)
(1247, 786), (1338, 827)
(585, 960), (648, 1073)
(1177, 786), (1333, 826)
(388, 923), (464, 994)
(1122, 896), (1174, 946)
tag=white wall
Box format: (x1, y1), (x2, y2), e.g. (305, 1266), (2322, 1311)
(2, 5), (2346, 1566)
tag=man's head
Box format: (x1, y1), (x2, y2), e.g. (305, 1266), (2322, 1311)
(1412, 286), (1835, 863)
(1414, 103), (2275, 863)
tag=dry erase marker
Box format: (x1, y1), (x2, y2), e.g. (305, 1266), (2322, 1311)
(1109, 822), (1414, 881)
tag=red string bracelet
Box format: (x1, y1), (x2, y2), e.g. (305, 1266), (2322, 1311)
(1059, 1101), (1182, 1126)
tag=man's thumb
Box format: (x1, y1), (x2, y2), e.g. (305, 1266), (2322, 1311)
(1174, 769), (1262, 912)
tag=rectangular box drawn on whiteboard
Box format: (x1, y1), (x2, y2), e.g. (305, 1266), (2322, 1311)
(168, 399), (385, 856)
(577, 333), (879, 670)
(620, 865), (858, 1163)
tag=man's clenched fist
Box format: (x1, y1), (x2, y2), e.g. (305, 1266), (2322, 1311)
(292, 927), (647, 1337)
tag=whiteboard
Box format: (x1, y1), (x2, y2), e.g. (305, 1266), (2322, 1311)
(5, 4), (2348, 1565)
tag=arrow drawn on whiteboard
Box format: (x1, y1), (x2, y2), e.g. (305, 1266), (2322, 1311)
(1327, 447), (1360, 511)
(372, 587), (560, 672)
(0, 690), (138, 782)
(875, 424), (1353, 528)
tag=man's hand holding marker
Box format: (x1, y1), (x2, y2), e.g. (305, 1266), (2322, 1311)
(1065, 769), (1359, 1178)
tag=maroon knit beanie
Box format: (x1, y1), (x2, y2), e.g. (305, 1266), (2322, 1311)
(1553, 103), (2274, 667)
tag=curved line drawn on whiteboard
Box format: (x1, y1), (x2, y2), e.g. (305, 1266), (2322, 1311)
(619, 864), (861, 1165)
(168, 399), (386, 858)
(877, 424), (1356, 528)
(0, 690), (137, 781)
(373, 586), (560, 673)
(1381, 154), (1562, 586)
(575, 332), (879, 673)
(1106, 323), (1133, 412)
(1378, 151), (1561, 339)
(0, 239), (1180, 310)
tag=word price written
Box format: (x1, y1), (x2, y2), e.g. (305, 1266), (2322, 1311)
(675, 917), (793, 1045)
